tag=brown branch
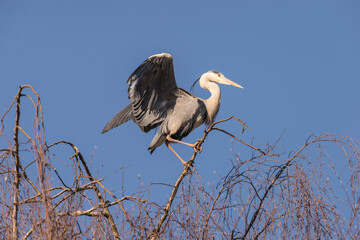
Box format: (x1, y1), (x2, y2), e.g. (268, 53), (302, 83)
(11, 86), (22, 240)
(19, 179), (101, 206)
(56, 195), (151, 218)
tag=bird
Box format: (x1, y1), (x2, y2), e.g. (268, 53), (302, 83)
(102, 53), (243, 165)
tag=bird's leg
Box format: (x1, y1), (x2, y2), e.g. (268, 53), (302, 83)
(166, 135), (202, 153)
(166, 135), (195, 147)
(165, 141), (187, 165)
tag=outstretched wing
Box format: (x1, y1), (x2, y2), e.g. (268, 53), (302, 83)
(127, 53), (178, 132)
(101, 104), (134, 134)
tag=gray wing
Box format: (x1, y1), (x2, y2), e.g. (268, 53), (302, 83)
(102, 104), (134, 134)
(127, 53), (178, 133)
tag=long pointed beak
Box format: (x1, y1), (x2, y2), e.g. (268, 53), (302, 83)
(222, 77), (244, 89)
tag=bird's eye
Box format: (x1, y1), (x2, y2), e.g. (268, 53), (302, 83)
(217, 73), (221, 77)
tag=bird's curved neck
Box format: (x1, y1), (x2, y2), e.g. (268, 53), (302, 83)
(200, 77), (221, 124)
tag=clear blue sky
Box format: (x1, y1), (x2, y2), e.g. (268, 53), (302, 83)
(1, 1), (359, 198)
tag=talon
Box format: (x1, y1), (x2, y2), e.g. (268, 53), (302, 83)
(193, 142), (203, 153)
(195, 146), (202, 153)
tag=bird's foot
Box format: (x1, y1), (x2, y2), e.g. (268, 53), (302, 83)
(193, 141), (203, 153)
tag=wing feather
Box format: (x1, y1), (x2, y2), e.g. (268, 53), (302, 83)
(127, 53), (178, 132)
(101, 104), (134, 134)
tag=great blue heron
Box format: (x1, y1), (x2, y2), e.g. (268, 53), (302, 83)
(102, 53), (243, 165)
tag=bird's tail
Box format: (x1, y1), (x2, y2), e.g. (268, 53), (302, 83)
(148, 132), (167, 154)
(102, 104), (134, 134)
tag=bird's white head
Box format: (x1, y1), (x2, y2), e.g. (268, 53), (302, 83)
(200, 70), (243, 89)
